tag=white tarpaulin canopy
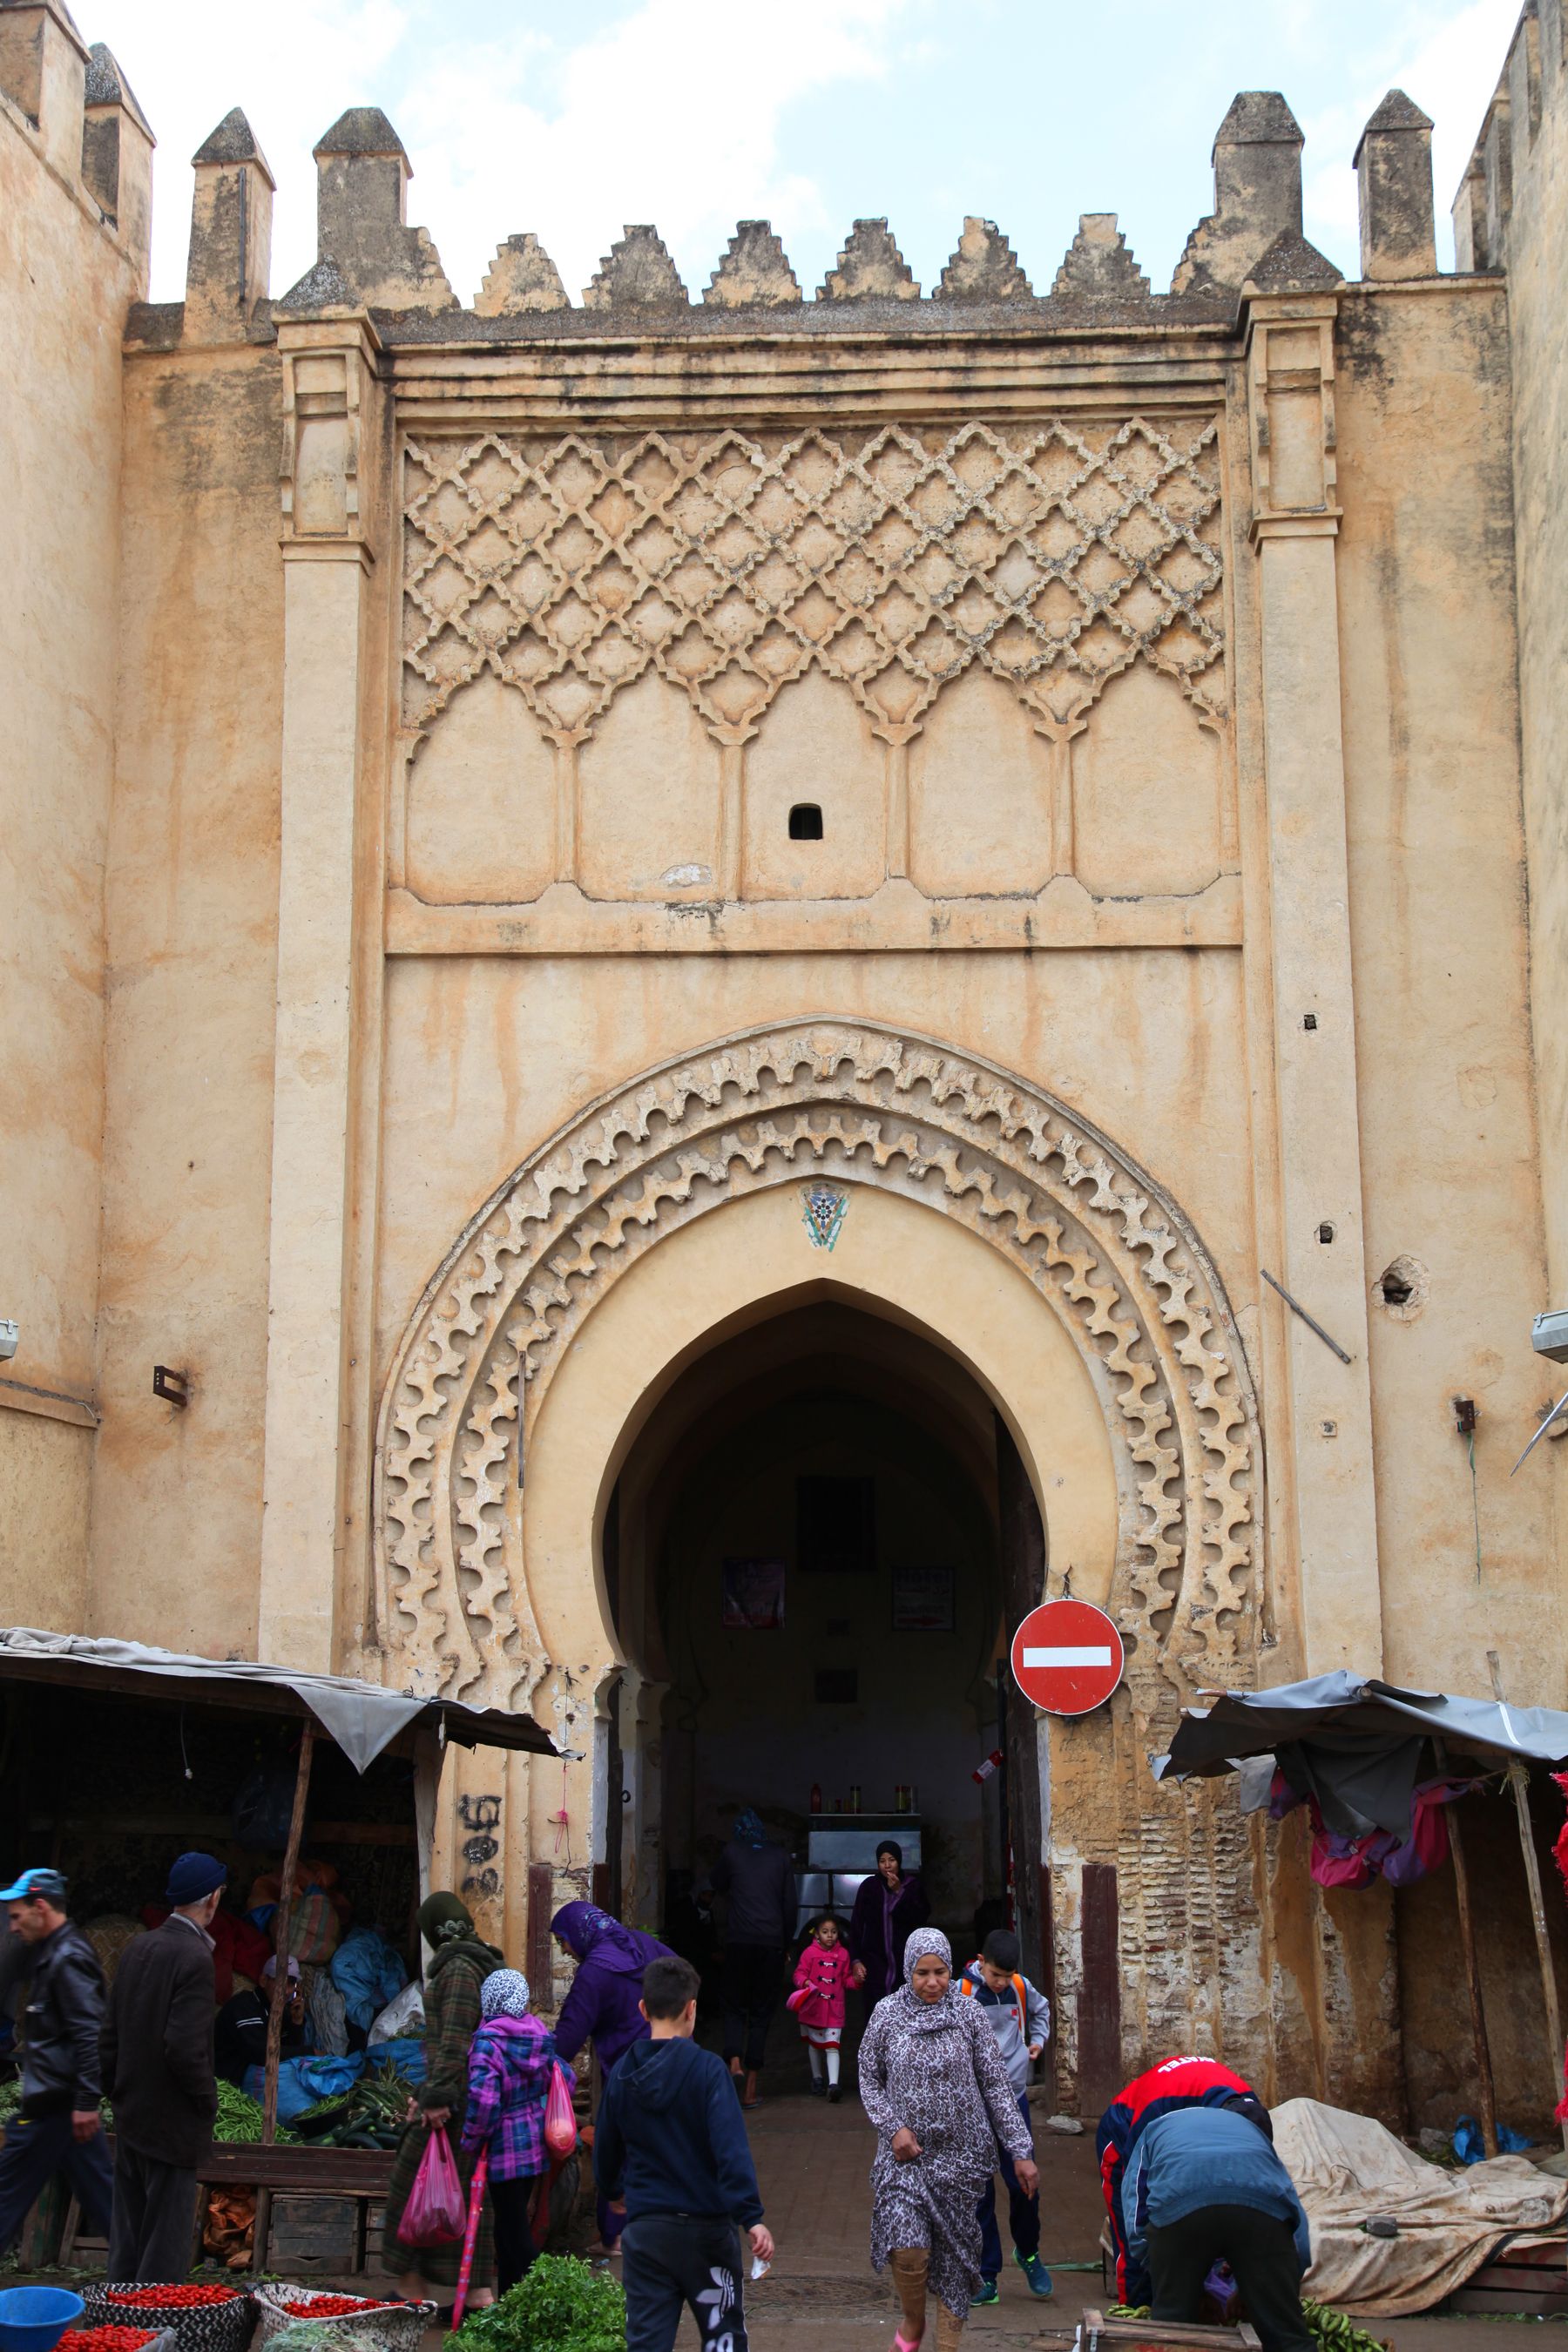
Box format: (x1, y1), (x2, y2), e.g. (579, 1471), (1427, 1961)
(1274, 2096), (1568, 2315)
(0, 1625), (555, 1772)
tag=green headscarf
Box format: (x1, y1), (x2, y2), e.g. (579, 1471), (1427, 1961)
(418, 1891), (474, 1947)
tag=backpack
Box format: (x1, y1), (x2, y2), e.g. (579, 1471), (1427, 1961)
(960, 1964), (1026, 2017)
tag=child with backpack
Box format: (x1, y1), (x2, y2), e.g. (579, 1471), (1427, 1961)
(789, 1914), (853, 2103)
(595, 1954), (774, 2352)
(958, 1929), (1052, 2303)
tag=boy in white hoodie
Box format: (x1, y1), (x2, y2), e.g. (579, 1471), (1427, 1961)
(959, 1929), (1052, 2303)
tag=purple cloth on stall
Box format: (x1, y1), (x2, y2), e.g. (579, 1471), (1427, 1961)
(550, 1903), (674, 2076)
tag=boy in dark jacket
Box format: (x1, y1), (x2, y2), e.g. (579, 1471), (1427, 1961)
(0, 1868), (114, 2252)
(595, 1955), (774, 2352)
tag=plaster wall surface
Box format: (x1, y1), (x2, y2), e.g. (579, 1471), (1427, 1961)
(1335, 279), (1559, 1700)
(90, 342), (285, 1652)
(0, 46), (144, 1617)
(1502, 0), (1568, 1312)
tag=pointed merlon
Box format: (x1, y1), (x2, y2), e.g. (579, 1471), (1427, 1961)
(818, 219), (919, 301)
(278, 253), (355, 311)
(314, 105), (407, 160)
(1211, 90), (1303, 157)
(937, 217), (1031, 301)
(191, 105), (274, 188)
(1357, 87), (1434, 145)
(1243, 230), (1343, 294)
(476, 233), (569, 315)
(84, 43), (153, 139)
(1051, 213), (1150, 299)
(705, 220), (801, 307)
(584, 224), (687, 309)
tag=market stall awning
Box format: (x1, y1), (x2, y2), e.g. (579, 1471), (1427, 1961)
(1152, 1669), (1568, 1835)
(0, 1625), (556, 1772)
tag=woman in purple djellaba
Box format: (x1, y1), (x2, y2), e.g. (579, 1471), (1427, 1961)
(551, 1902), (674, 2248)
(848, 1842), (931, 2031)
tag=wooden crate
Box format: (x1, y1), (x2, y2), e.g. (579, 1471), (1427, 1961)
(267, 2193), (362, 2268)
(1450, 2239), (1568, 2317)
(1080, 2313), (1262, 2352)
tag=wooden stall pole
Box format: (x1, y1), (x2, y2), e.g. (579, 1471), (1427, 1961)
(254, 1720), (317, 2271)
(1487, 1651), (1568, 2148)
(1435, 1733), (1498, 2157)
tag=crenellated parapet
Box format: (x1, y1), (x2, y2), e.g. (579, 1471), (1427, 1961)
(0, 0), (152, 290)
(1451, 0), (1564, 274)
(122, 78), (1459, 348)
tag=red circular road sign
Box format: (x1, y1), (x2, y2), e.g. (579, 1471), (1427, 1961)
(1010, 1598), (1124, 1716)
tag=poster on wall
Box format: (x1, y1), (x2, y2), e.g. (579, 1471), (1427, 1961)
(891, 1565), (956, 1632)
(722, 1557), (787, 1629)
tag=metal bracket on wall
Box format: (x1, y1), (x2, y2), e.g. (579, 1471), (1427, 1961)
(152, 1364), (189, 1407)
(1260, 1267), (1354, 1365)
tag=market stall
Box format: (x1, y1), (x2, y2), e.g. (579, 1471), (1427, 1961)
(1155, 1665), (1568, 2157)
(0, 1626), (555, 2273)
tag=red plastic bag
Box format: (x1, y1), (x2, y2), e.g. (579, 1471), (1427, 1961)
(544, 2060), (578, 2159)
(401, 2125), (466, 2246)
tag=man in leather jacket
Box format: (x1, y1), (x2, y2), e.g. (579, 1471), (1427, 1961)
(0, 1868), (113, 2251)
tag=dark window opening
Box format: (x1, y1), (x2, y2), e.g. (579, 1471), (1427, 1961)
(1302, 1013), (1318, 1031)
(1317, 1221), (1335, 1244)
(814, 1667), (858, 1705)
(788, 803), (823, 840)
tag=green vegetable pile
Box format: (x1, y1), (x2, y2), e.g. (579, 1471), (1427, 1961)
(215, 2078), (297, 2146)
(270, 2325), (388, 2352)
(446, 2257), (625, 2352)
(291, 2059), (409, 2150)
(1110, 2301), (1389, 2352)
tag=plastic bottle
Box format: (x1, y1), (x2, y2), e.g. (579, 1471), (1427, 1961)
(849, 1782), (862, 1812)
(810, 1782), (822, 1815)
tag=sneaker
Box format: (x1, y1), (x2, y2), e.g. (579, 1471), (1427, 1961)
(828, 2085), (841, 2104)
(970, 2281), (1000, 2308)
(808, 2077), (827, 2098)
(1014, 2253), (1053, 2298)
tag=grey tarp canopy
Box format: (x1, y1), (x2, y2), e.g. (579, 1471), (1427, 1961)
(0, 1625), (556, 1772)
(1152, 1669), (1568, 1836)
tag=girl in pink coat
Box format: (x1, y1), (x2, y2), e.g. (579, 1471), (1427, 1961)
(792, 1914), (855, 2103)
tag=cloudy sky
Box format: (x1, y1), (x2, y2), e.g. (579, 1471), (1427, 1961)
(95, 0), (1518, 308)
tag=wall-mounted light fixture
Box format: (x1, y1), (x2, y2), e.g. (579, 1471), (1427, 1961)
(152, 1365), (188, 1408)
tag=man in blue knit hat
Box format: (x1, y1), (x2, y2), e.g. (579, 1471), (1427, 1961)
(101, 1853), (226, 2280)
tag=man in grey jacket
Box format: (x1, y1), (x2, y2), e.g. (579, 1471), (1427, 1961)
(0, 1868), (114, 2254)
(710, 1809), (795, 2108)
(101, 1852), (226, 2281)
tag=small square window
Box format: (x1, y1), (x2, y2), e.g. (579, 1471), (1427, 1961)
(788, 803), (823, 840)
(814, 1667), (858, 1705)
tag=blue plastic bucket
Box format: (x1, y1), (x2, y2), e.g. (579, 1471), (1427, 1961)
(0, 2285), (85, 2352)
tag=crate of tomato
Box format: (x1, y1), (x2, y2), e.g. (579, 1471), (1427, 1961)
(80, 2283), (252, 2352)
(251, 2287), (430, 2352)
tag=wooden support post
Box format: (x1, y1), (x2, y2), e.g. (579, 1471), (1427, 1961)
(1488, 1651), (1568, 2147)
(1436, 1733), (1498, 2156)
(255, 1720), (316, 2271)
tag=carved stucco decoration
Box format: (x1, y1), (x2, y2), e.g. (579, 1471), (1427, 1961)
(374, 1024), (1259, 1713)
(402, 417), (1225, 753)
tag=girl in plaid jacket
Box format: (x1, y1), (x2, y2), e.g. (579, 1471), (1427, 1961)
(461, 1970), (556, 2292)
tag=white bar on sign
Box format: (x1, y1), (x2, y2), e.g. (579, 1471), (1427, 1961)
(1022, 1645), (1113, 1668)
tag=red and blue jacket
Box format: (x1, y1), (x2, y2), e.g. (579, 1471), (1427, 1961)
(1096, 2054), (1256, 2304)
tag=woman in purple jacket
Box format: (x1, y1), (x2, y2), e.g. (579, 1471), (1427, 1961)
(551, 1903), (674, 2248)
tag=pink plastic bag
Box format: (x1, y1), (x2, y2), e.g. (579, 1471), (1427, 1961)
(544, 2060), (578, 2159)
(401, 2125), (466, 2247)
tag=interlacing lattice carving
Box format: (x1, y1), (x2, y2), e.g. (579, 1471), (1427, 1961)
(374, 1025), (1258, 1708)
(402, 419), (1225, 748)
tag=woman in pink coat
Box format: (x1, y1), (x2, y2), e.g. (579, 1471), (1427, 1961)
(793, 1914), (855, 2103)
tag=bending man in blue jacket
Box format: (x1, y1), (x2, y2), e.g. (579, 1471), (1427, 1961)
(1122, 2094), (1313, 2352)
(595, 1954), (775, 2352)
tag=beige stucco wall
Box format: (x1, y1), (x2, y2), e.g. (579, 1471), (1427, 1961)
(89, 341), (285, 1650)
(1335, 277), (1560, 1697)
(1501, 0), (1568, 1317)
(0, 28), (148, 1605)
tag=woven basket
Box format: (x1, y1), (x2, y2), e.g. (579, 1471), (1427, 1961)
(84, 2284), (253, 2352)
(251, 2286), (434, 2352)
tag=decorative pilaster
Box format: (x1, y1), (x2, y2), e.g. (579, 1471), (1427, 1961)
(258, 310), (385, 1671)
(1246, 265), (1382, 1673)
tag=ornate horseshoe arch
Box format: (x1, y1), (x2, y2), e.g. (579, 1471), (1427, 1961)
(374, 1021), (1261, 1713)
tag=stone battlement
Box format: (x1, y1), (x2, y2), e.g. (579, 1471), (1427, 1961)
(1451, 0), (1566, 271)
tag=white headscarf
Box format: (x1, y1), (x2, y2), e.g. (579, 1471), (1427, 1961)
(480, 1967), (531, 2019)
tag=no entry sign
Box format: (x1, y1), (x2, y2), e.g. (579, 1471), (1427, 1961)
(1010, 1598), (1124, 1716)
